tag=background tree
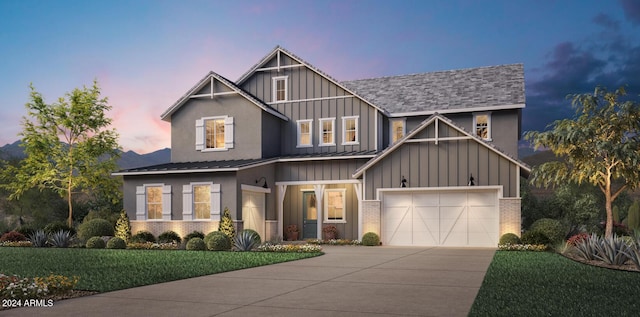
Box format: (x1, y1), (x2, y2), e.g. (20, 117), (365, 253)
(1, 81), (121, 227)
(525, 86), (640, 238)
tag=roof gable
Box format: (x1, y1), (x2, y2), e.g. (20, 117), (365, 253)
(236, 45), (389, 115)
(341, 64), (525, 116)
(160, 71), (288, 122)
(353, 113), (530, 178)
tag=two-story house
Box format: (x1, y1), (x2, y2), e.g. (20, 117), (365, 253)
(114, 46), (530, 247)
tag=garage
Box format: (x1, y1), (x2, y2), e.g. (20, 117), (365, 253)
(382, 188), (499, 247)
(242, 190), (266, 240)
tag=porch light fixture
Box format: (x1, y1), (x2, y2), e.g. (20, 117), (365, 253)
(401, 176), (407, 188)
(468, 174), (475, 186)
(255, 177), (268, 189)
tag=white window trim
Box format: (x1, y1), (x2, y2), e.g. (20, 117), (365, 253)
(342, 116), (359, 145)
(390, 118), (406, 143)
(473, 112), (492, 141)
(296, 119), (313, 148)
(182, 182), (221, 221)
(324, 188), (346, 223)
(319, 117), (336, 146)
(136, 183), (171, 221)
(272, 76), (288, 103)
(196, 116), (234, 152)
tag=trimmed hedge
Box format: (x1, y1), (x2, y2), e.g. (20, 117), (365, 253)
(106, 237), (127, 249)
(86, 236), (106, 249)
(499, 233), (522, 245)
(205, 231), (231, 251)
(361, 232), (380, 246)
(186, 237), (206, 251)
(78, 219), (114, 241)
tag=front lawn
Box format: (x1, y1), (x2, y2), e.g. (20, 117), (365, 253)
(469, 251), (640, 316)
(0, 248), (321, 292)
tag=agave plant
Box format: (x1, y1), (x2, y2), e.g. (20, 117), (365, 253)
(233, 230), (260, 251)
(49, 230), (72, 248)
(623, 246), (640, 270)
(29, 230), (49, 247)
(593, 234), (630, 266)
(573, 233), (599, 261)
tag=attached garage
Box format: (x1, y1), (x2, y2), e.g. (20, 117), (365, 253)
(381, 188), (500, 247)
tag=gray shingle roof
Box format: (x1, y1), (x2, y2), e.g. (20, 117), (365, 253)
(341, 64), (525, 115)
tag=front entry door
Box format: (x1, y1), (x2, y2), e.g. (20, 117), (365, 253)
(302, 192), (317, 239)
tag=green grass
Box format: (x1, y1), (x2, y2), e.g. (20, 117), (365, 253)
(469, 251), (640, 316)
(0, 248), (321, 292)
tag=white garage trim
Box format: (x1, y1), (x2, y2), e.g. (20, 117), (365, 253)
(379, 186), (502, 247)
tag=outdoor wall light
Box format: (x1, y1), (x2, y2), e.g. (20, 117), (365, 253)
(468, 174), (475, 186)
(255, 177), (268, 189)
(401, 176), (407, 188)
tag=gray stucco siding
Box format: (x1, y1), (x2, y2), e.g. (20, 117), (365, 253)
(122, 173), (239, 222)
(363, 139), (519, 200)
(170, 96), (264, 162)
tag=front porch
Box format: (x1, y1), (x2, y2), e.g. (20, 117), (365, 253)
(275, 180), (363, 241)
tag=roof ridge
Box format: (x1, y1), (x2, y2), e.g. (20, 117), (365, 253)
(342, 63), (524, 83)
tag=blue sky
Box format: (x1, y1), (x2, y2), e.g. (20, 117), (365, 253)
(1, 0), (639, 154)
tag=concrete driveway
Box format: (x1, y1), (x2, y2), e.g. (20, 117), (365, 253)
(1, 246), (495, 317)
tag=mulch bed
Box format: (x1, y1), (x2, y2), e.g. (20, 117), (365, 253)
(563, 252), (639, 272)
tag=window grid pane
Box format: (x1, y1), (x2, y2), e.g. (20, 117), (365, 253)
(206, 119), (225, 149)
(299, 121), (311, 146)
(276, 79), (286, 101)
(475, 115), (488, 139)
(325, 191), (344, 221)
(146, 187), (162, 219)
(193, 185), (211, 219)
(322, 120), (333, 144)
(345, 118), (356, 142)
(392, 120), (404, 143)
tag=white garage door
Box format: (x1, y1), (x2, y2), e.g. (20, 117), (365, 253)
(382, 189), (498, 247)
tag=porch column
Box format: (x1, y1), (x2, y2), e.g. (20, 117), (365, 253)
(353, 181), (363, 240)
(314, 184), (325, 240)
(277, 184), (287, 239)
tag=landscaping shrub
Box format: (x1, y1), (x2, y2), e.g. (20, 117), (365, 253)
(86, 236), (106, 249)
(16, 226), (37, 238)
(78, 218), (114, 240)
(158, 230), (182, 244)
(567, 233), (589, 246)
(50, 230), (73, 248)
(205, 231), (231, 251)
(521, 229), (551, 245)
(186, 237), (206, 251)
(44, 221), (76, 236)
(530, 218), (566, 244)
(499, 233), (522, 245)
(361, 232), (380, 246)
(131, 230), (156, 243)
(184, 231), (205, 241)
(218, 207), (236, 240)
(1, 230), (27, 242)
(233, 230), (260, 251)
(106, 237), (127, 249)
(29, 230), (49, 247)
(628, 200), (640, 231)
(114, 211), (131, 242)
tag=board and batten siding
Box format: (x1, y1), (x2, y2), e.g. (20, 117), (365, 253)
(240, 56), (377, 155)
(276, 159), (368, 182)
(282, 184), (359, 240)
(363, 119), (519, 200)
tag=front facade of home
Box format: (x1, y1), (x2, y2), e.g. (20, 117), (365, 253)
(114, 46), (530, 247)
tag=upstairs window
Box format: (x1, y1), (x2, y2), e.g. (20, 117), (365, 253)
(342, 116), (359, 145)
(196, 116), (234, 151)
(297, 119), (313, 148)
(319, 118), (335, 146)
(272, 76), (288, 102)
(474, 113), (491, 140)
(390, 119), (405, 143)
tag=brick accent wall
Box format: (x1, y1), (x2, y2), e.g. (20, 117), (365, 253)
(499, 198), (521, 237)
(131, 220), (242, 238)
(361, 200), (381, 236)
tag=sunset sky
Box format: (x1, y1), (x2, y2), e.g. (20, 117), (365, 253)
(1, 0), (639, 154)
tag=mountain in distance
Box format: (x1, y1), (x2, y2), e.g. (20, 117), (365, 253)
(0, 141), (171, 170)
